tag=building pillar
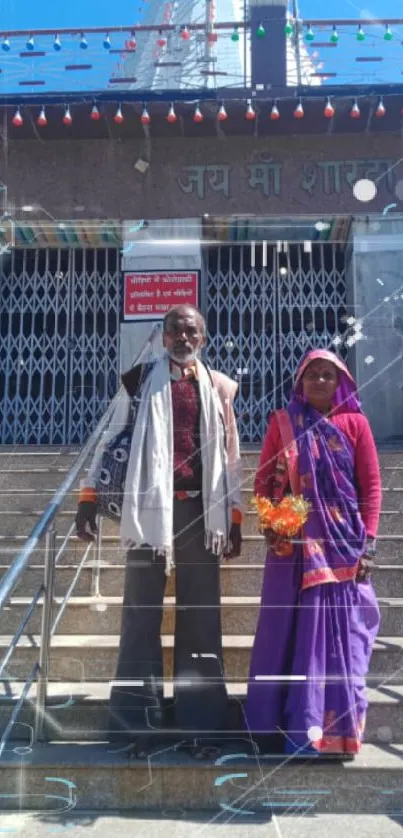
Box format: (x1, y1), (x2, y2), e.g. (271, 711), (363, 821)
(346, 217), (403, 443)
(120, 218), (202, 372)
(249, 0), (287, 90)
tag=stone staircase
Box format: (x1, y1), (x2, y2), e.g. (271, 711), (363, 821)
(0, 446), (403, 814)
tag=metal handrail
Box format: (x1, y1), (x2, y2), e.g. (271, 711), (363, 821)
(0, 322), (162, 747)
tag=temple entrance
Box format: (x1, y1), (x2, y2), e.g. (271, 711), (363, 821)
(1, 227), (349, 447)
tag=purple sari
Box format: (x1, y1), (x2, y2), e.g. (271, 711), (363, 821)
(245, 350), (380, 755)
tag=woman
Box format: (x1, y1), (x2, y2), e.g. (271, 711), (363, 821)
(245, 349), (382, 757)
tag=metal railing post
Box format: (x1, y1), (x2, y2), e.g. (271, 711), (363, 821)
(91, 515), (103, 598)
(34, 528), (57, 742)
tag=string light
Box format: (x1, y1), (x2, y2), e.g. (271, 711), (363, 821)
(6, 92), (400, 132)
(141, 105), (151, 125)
(193, 104), (204, 123)
(293, 100), (304, 119)
(245, 102), (256, 121)
(166, 103), (177, 123)
(284, 19), (293, 36)
(350, 99), (360, 119)
(114, 105), (124, 124)
(36, 107), (47, 127)
(12, 108), (23, 127)
(1, 20), (394, 62)
(330, 25), (339, 44)
(63, 105), (72, 125)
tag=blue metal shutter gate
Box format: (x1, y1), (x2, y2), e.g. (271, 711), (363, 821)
(0, 247), (121, 445)
(204, 242), (347, 444)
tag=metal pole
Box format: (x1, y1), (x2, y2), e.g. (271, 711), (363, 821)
(243, 0), (247, 88)
(292, 0), (302, 88)
(34, 528), (57, 742)
(91, 516), (103, 598)
(204, 0), (214, 89)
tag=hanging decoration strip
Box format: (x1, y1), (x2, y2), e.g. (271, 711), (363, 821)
(8, 93), (403, 128)
(1, 18), (402, 45)
(0, 17), (402, 98)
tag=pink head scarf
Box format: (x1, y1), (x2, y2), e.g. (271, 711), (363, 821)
(293, 349), (362, 414)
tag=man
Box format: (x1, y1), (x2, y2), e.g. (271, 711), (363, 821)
(75, 305), (242, 758)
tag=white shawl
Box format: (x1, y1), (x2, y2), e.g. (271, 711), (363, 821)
(120, 354), (230, 575)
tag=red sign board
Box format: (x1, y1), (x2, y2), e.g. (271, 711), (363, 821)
(123, 271), (199, 320)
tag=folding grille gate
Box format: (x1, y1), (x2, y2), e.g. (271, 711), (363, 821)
(0, 248), (121, 445)
(205, 242), (347, 444)
(1, 240), (347, 447)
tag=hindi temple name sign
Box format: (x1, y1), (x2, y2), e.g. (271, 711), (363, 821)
(177, 158), (397, 202)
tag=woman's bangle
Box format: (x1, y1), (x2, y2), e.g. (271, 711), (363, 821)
(365, 538), (377, 558)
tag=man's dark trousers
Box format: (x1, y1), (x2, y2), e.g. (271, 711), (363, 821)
(109, 497), (228, 743)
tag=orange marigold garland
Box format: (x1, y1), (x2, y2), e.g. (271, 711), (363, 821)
(251, 494), (311, 538)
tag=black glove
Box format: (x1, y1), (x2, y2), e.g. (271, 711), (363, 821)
(75, 501), (98, 542)
(223, 523), (242, 560)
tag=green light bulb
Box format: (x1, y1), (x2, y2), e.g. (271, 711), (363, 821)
(305, 26), (314, 42)
(356, 26), (365, 42)
(384, 25), (393, 41)
(284, 20), (293, 36)
(256, 23), (265, 38)
(330, 26), (339, 44)
(231, 26), (240, 43)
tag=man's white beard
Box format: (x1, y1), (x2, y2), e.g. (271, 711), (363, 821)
(168, 348), (200, 365)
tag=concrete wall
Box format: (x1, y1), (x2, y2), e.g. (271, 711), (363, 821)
(1, 134), (402, 220)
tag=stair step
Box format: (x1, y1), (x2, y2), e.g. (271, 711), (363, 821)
(240, 450), (403, 469)
(2, 562), (402, 599)
(2, 486), (402, 514)
(4, 532), (403, 565)
(0, 741), (402, 813)
(0, 682), (401, 745)
(0, 471), (86, 492)
(2, 595), (403, 637)
(3, 508), (403, 540)
(241, 510), (403, 538)
(0, 634), (402, 682)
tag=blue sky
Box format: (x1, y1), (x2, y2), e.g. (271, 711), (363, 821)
(0, 0), (402, 95)
(2, 0), (401, 29)
(1, 0), (141, 29)
(301, 0), (403, 86)
(0, 0), (148, 95)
